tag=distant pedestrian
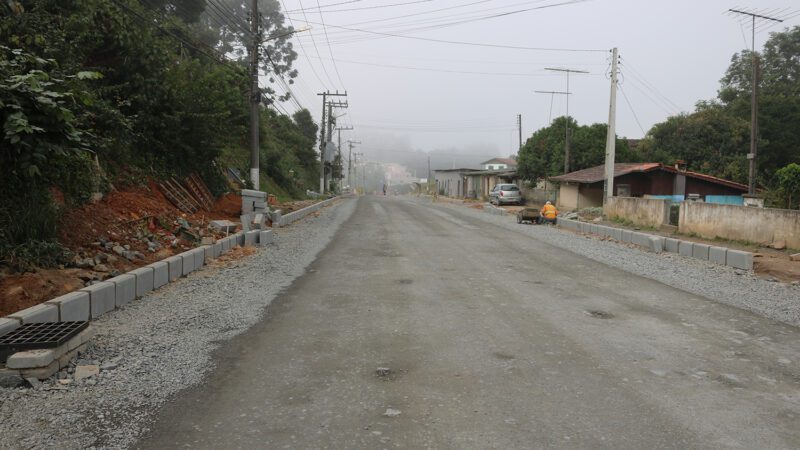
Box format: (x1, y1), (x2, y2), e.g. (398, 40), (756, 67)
(382, 184), (387, 195)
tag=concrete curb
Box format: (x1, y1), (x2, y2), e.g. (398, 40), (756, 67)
(0, 197), (332, 338)
(555, 217), (753, 270)
(278, 197), (337, 227)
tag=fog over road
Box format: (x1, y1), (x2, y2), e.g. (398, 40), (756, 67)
(139, 196), (800, 449)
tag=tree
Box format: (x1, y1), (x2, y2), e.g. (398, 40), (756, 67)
(775, 163), (800, 209)
(517, 116), (634, 181)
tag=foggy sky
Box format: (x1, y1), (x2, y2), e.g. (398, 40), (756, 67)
(266, 0), (799, 167)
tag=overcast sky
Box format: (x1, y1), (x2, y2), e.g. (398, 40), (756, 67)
(266, 0), (799, 164)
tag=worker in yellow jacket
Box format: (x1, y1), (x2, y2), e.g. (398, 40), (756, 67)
(540, 201), (558, 224)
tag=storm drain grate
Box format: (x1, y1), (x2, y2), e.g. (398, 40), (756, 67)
(0, 321), (88, 363)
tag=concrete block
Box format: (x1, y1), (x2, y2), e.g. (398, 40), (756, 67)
(692, 243), (710, 260)
(108, 273), (135, 307)
(20, 359), (59, 380)
(221, 237), (231, 253)
(165, 255), (183, 281)
(210, 220), (236, 233)
(180, 251), (195, 276)
(194, 246), (207, 269)
(0, 318), (20, 338)
(709, 246), (728, 265)
(259, 230), (274, 246)
(0, 317), (21, 337)
(7, 349), (56, 369)
(648, 236), (664, 253)
(631, 232), (650, 247)
(244, 230), (260, 247)
(45, 291), (90, 322)
(664, 238), (680, 253)
(621, 230), (633, 242)
(212, 242), (222, 258)
(611, 228), (623, 241)
(726, 250), (753, 270)
(148, 261), (169, 289)
(678, 240), (694, 257)
(270, 210), (282, 228)
(8, 303), (59, 324)
(81, 282), (116, 318)
(236, 232), (245, 247)
(129, 267), (154, 297)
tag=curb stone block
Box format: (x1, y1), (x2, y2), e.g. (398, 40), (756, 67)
(165, 256), (183, 281)
(8, 303), (59, 324)
(621, 230), (633, 243)
(212, 242), (222, 258)
(244, 230), (260, 247)
(648, 236), (664, 253)
(631, 232), (649, 247)
(148, 261), (169, 289)
(236, 232), (246, 247)
(692, 243), (711, 260)
(180, 251), (195, 276)
(129, 267), (154, 297)
(664, 238), (680, 253)
(20, 360), (59, 380)
(45, 291), (90, 322)
(194, 246), (207, 269)
(108, 274), (136, 307)
(678, 241), (694, 257)
(81, 282), (116, 318)
(612, 228), (623, 241)
(726, 250), (753, 270)
(221, 237), (231, 253)
(259, 230), (274, 246)
(6, 349), (56, 370)
(709, 246), (728, 265)
(0, 318), (20, 338)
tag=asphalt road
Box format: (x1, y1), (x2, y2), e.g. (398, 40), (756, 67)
(138, 196), (800, 449)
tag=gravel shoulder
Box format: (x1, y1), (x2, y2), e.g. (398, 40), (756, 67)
(416, 197), (800, 328)
(0, 198), (356, 449)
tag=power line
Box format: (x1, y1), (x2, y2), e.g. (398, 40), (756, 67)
(284, 0), (361, 13)
(315, 0), (348, 90)
(297, 0), (337, 87)
(295, 0), (433, 14)
(619, 84), (646, 136)
(289, 16), (606, 52)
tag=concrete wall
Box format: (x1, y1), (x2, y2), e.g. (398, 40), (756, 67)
(558, 183), (579, 209)
(679, 202), (800, 250)
(604, 197), (669, 228)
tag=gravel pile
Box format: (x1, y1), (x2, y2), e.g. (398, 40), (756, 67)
(0, 198), (356, 449)
(421, 198), (800, 327)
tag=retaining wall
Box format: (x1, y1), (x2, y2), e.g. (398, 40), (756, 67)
(557, 217), (753, 270)
(679, 202), (800, 250)
(604, 196), (669, 228)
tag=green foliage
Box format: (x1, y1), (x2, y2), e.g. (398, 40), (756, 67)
(517, 116), (635, 180)
(0, 189), (71, 272)
(774, 163), (800, 209)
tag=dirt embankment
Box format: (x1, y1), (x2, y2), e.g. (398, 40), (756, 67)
(0, 184), (243, 316)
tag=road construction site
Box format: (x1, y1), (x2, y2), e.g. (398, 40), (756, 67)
(1, 196), (798, 449)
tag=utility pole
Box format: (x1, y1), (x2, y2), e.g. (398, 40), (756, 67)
(517, 114), (523, 152)
(347, 140), (360, 189)
(248, 0), (260, 189)
(603, 47), (619, 203)
(545, 67), (588, 174)
(427, 155), (431, 193)
(316, 91), (347, 194)
(728, 9), (782, 195)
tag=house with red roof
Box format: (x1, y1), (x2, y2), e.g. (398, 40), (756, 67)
(549, 163), (749, 210)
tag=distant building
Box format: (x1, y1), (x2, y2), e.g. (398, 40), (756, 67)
(550, 163), (749, 210)
(479, 157), (517, 171)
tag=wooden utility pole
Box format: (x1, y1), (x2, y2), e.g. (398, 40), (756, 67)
(517, 114), (523, 151)
(603, 47), (619, 203)
(545, 67), (588, 174)
(728, 9), (782, 195)
(248, 0), (260, 189)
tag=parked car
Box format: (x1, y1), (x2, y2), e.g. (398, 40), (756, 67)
(489, 184), (523, 205)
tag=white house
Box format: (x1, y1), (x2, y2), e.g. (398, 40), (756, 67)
(480, 157), (517, 171)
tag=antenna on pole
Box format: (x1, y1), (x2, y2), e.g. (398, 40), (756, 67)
(544, 68), (588, 174)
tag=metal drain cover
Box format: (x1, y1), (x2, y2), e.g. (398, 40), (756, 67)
(0, 321), (89, 363)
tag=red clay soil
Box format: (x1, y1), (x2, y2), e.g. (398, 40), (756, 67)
(0, 182), (247, 317)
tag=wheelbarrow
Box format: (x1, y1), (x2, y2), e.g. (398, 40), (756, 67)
(516, 207), (541, 224)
